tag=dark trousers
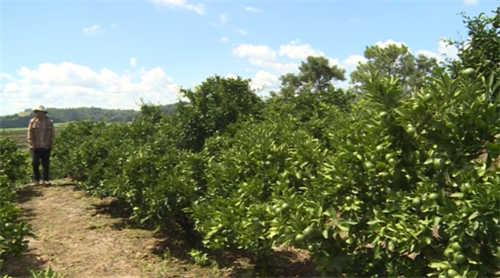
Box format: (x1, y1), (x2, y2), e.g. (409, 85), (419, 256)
(31, 148), (51, 181)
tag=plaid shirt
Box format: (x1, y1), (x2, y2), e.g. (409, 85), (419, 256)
(27, 117), (55, 149)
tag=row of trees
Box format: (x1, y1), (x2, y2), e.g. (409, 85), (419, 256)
(47, 8), (500, 277)
(0, 103), (179, 129)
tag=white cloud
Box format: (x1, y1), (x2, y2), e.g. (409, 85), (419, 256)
(235, 28), (248, 36)
(417, 39), (459, 61)
(438, 39), (458, 59)
(233, 44), (276, 62)
(375, 39), (405, 48)
(1, 73), (12, 80)
(327, 58), (344, 69)
(130, 57), (137, 68)
(464, 0), (478, 5)
(219, 13), (229, 25)
(110, 23), (118, 28)
(221, 37), (229, 42)
(0, 63), (180, 116)
(245, 6), (261, 13)
(250, 70), (279, 91)
(417, 50), (441, 60)
(147, 0), (205, 15)
(343, 54), (367, 67)
(248, 60), (299, 75)
(278, 39), (324, 60)
(83, 25), (101, 35)
(225, 73), (237, 79)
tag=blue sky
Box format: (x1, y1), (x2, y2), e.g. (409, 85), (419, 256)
(1, 0), (498, 116)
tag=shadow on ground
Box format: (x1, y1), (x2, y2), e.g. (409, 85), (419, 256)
(15, 185), (43, 204)
(90, 196), (318, 277)
(1, 252), (49, 278)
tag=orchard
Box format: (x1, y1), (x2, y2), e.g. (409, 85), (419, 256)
(1, 7), (499, 278)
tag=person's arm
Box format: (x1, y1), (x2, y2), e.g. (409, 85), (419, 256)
(27, 119), (34, 150)
(49, 120), (55, 149)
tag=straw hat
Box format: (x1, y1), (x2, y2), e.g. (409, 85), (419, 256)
(33, 105), (48, 114)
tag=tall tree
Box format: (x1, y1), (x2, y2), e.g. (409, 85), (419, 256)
(177, 75), (264, 152)
(350, 43), (439, 95)
(445, 7), (500, 101)
(279, 56), (346, 97)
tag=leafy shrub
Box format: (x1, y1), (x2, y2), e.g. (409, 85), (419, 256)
(0, 138), (32, 272)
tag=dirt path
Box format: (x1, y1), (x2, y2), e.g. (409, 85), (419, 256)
(2, 179), (227, 278)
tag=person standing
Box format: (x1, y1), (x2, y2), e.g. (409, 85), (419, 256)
(27, 105), (55, 185)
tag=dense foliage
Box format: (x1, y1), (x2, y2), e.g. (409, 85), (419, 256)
(0, 138), (32, 274)
(49, 8), (500, 277)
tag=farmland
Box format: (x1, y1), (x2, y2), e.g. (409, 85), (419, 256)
(1, 7), (499, 278)
(1, 123), (68, 150)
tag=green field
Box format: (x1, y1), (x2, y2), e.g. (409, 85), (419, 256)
(0, 123), (68, 150)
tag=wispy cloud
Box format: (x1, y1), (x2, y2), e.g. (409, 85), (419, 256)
(83, 25), (101, 35)
(245, 6), (261, 13)
(219, 13), (230, 25)
(463, 0), (478, 5)
(147, 0), (205, 15)
(235, 28), (248, 36)
(130, 57), (137, 68)
(110, 23), (118, 28)
(221, 37), (229, 42)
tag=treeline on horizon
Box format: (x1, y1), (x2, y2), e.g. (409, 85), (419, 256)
(0, 103), (179, 129)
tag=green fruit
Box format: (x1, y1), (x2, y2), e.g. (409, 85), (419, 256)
(444, 248), (454, 260)
(275, 208), (282, 214)
(434, 158), (445, 170)
(447, 269), (458, 277)
(388, 158), (396, 164)
(454, 253), (466, 264)
(429, 193), (439, 200)
(385, 153), (394, 161)
(376, 145), (384, 152)
(460, 68), (475, 77)
(281, 203), (289, 211)
(303, 226), (321, 239)
(412, 197), (421, 207)
(345, 196), (353, 202)
(424, 93), (432, 101)
(451, 242), (462, 252)
(303, 226), (316, 238)
(365, 161), (374, 169)
(308, 245), (314, 252)
(295, 234), (306, 243)
(407, 124), (415, 135)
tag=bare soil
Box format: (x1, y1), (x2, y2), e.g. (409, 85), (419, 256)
(2, 179), (316, 278)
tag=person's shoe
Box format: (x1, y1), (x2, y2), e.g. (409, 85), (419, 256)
(42, 180), (51, 186)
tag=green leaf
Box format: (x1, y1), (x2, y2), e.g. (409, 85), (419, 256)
(466, 270), (478, 278)
(337, 225), (349, 232)
(322, 229), (329, 239)
(450, 192), (464, 198)
(468, 212), (479, 221)
(428, 261), (448, 269)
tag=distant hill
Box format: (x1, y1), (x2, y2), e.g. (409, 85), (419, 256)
(0, 103), (179, 129)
